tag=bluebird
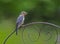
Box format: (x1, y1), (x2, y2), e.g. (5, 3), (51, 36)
(16, 11), (27, 35)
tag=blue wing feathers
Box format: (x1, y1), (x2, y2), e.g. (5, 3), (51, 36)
(17, 16), (23, 24)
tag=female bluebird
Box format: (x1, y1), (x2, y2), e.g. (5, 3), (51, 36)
(16, 11), (27, 35)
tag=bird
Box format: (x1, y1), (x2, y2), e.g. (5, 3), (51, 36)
(16, 11), (27, 35)
(3, 11), (27, 44)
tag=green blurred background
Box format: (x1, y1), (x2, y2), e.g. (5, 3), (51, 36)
(0, 0), (60, 44)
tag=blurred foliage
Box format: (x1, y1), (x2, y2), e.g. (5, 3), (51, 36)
(0, 0), (60, 24)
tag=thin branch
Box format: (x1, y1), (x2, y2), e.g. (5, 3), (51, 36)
(23, 22), (60, 28)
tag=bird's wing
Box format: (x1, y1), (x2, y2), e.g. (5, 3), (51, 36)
(17, 15), (24, 23)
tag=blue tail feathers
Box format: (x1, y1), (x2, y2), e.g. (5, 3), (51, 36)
(16, 28), (18, 35)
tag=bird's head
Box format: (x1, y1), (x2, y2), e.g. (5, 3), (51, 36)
(21, 11), (27, 16)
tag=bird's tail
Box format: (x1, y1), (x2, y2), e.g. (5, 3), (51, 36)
(16, 27), (18, 35)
